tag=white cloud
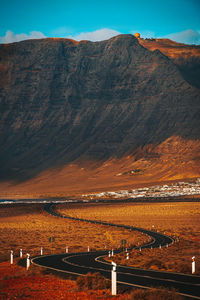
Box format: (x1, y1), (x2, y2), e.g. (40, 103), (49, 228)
(165, 29), (200, 45)
(0, 30), (46, 44)
(67, 28), (121, 42)
(1, 28), (199, 46)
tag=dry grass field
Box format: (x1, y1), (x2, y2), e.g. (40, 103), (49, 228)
(57, 201), (200, 274)
(0, 261), (126, 299)
(0, 203), (149, 299)
(0, 201), (199, 299)
(0, 204), (146, 263)
(0, 261), (183, 300)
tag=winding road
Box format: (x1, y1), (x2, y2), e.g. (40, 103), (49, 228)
(32, 203), (200, 299)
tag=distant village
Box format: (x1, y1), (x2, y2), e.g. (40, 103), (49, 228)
(83, 178), (200, 199)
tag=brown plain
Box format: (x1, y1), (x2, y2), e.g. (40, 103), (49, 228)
(57, 201), (200, 274)
(0, 201), (200, 273)
(0, 204), (148, 263)
(0, 201), (199, 299)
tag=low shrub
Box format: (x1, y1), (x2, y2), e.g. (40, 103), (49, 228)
(126, 287), (184, 300)
(76, 272), (110, 291)
(144, 259), (166, 269)
(179, 263), (191, 274)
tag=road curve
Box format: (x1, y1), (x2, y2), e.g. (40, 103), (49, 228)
(31, 203), (200, 299)
(44, 203), (174, 249)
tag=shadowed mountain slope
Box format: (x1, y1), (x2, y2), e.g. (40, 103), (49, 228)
(0, 34), (200, 187)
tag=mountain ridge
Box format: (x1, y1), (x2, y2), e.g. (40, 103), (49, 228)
(138, 37), (200, 89)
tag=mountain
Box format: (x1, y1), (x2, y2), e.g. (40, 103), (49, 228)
(0, 34), (199, 197)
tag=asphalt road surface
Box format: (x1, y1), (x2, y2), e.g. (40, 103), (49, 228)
(31, 203), (200, 299)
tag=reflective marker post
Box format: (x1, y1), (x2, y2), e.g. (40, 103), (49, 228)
(26, 253), (30, 270)
(20, 249), (23, 258)
(10, 250), (13, 265)
(111, 262), (117, 295)
(66, 246), (68, 253)
(192, 256), (195, 274)
(41, 247), (43, 256)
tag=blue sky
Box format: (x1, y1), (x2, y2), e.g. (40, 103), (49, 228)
(0, 0), (200, 44)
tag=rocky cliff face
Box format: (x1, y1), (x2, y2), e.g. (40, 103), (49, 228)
(0, 34), (200, 184)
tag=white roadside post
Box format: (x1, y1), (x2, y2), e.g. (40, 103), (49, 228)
(10, 250), (13, 265)
(108, 251), (111, 258)
(111, 249), (114, 256)
(111, 262), (117, 295)
(26, 253), (30, 270)
(192, 256), (195, 274)
(41, 247), (43, 256)
(88, 246), (90, 252)
(66, 246), (68, 253)
(20, 249), (23, 258)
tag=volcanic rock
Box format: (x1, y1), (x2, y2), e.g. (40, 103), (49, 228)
(0, 34), (199, 188)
